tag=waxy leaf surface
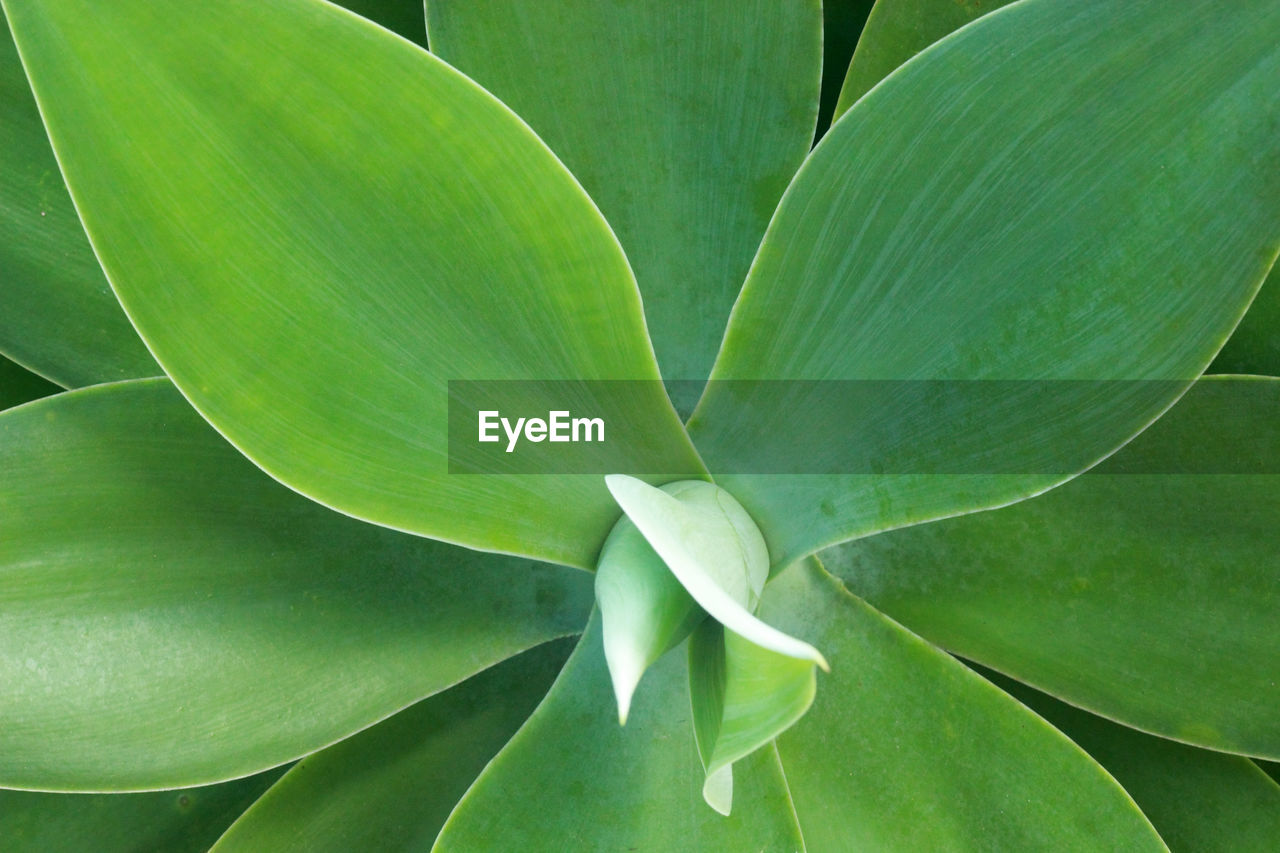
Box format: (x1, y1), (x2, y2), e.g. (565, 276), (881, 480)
(0, 380), (592, 790)
(0, 18), (156, 386)
(767, 561), (1165, 851)
(3, 0), (703, 568)
(433, 614), (804, 851)
(690, 0), (1280, 566)
(834, 0), (1017, 118)
(827, 377), (1280, 757)
(0, 770), (283, 853)
(213, 642), (572, 853)
(426, 0), (821, 395)
(986, 669), (1280, 853)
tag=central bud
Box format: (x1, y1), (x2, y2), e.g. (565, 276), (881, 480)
(595, 475), (828, 815)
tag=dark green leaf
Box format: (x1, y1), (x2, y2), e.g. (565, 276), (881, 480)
(1213, 265), (1280, 375)
(433, 613), (805, 850)
(834, 0), (1017, 118)
(0, 769), (283, 853)
(0, 380), (592, 790)
(986, 668), (1280, 853)
(340, 0), (427, 46)
(815, 0), (876, 138)
(426, 0), (821, 397)
(827, 377), (1280, 757)
(0, 353), (59, 410)
(0, 17), (156, 386)
(3, 0), (703, 568)
(767, 560), (1165, 850)
(212, 641), (573, 853)
(689, 0), (1280, 567)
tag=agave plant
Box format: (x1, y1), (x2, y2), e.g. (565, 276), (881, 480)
(1, 0), (1278, 849)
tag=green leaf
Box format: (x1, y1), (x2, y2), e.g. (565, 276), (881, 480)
(0, 16), (157, 386)
(0, 352), (58, 410)
(688, 616), (817, 815)
(1213, 264), (1280, 375)
(0, 770), (283, 853)
(688, 0), (1280, 567)
(605, 475), (827, 669)
(826, 376), (1280, 757)
(0, 379), (592, 791)
(212, 641), (572, 853)
(339, 0), (426, 46)
(594, 493), (701, 725)
(984, 668), (1280, 853)
(833, 0), (1017, 119)
(433, 613), (805, 851)
(425, 0), (821, 396)
(3, 0), (704, 568)
(766, 560), (1166, 850)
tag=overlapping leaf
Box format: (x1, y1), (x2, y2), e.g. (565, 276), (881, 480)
(433, 614), (805, 850)
(0, 19), (156, 386)
(689, 0), (1280, 567)
(767, 561), (1166, 850)
(3, 0), (703, 568)
(426, 0), (821, 397)
(213, 642), (572, 852)
(827, 377), (1280, 757)
(0, 353), (57, 410)
(0, 380), (592, 790)
(0, 770), (283, 853)
(986, 668), (1280, 852)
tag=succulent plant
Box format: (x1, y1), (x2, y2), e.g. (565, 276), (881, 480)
(1, 0), (1277, 849)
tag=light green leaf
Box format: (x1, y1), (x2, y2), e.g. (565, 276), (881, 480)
(340, 0), (426, 46)
(833, 0), (1017, 119)
(594, 494), (702, 725)
(767, 560), (1166, 851)
(985, 668), (1280, 853)
(605, 475), (826, 669)
(212, 641), (572, 853)
(688, 616), (817, 815)
(0, 16), (156, 386)
(433, 613), (805, 851)
(826, 376), (1280, 757)
(1214, 264), (1280, 375)
(3, 0), (704, 568)
(0, 770), (283, 853)
(0, 352), (58, 410)
(0, 379), (592, 791)
(689, 0), (1280, 567)
(425, 0), (821, 396)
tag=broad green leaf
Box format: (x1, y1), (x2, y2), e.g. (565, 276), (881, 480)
(826, 377), (1280, 757)
(1213, 264), (1280, 375)
(688, 617), (816, 815)
(0, 380), (592, 790)
(0, 770), (283, 853)
(433, 613), (804, 851)
(3, 0), (703, 569)
(605, 475), (826, 669)
(815, 0), (876, 137)
(767, 560), (1165, 851)
(689, 0), (1280, 568)
(340, 0), (426, 46)
(425, 1), (821, 396)
(985, 669), (1280, 853)
(0, 17), (156, 386)
(0, 353), (58, 410)
(833, 0), (1017, 119)
(212, 641), (572, 853)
